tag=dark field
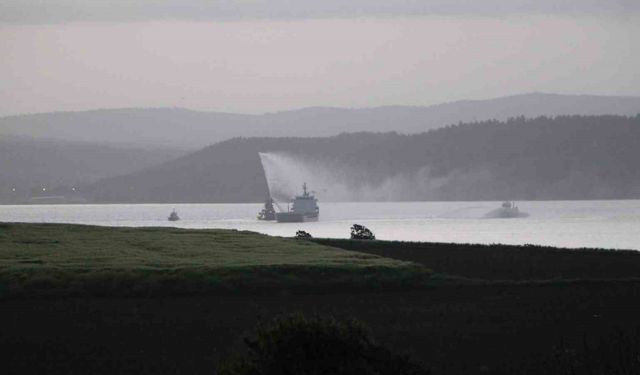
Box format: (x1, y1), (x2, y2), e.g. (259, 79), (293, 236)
(3, 284), (640, 374)
(2, 225), (640, 374)
(313, 238), (640, 281)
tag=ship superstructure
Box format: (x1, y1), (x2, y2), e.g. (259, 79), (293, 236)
(275, 183), (319, 223)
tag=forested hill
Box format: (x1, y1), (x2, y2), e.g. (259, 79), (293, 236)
(2, 93), (640, 149)
(0, 138), (183, 203)
(84, 115), (640, 203)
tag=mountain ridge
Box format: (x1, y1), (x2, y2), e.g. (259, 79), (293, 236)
(3, 93), (639, 149)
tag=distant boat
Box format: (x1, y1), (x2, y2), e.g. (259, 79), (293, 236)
(275, 183), (319, 223)
(257, 197), (276, 221)
(168, 209), (180, 221)
(484, 201), (529, 218)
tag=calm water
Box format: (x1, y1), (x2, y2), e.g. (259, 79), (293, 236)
(1, 200), (639, 250)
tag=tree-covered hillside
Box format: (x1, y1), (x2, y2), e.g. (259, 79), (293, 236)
(83, 115), (640, 203)
(0, 138), (183, 203)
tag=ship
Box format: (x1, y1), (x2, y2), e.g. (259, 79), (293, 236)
(275, 183), (319, 223)
(257, 197), (277, 221)
(484, 201), (529, 218)
(168, 209), (180, 221)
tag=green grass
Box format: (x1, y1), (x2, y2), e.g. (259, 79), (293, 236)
(0, 223), (428, 297)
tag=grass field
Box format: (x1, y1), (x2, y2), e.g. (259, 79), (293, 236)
(0, 223), (426, 297)
(2, 223), (640, 374)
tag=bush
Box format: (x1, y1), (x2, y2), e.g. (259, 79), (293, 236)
(295, 230), (313, 239)
(218, 313), (429, 375)
(350, 224), (375, 240)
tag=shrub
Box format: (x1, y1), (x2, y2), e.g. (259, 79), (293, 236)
(295, 230), (313, 239)
(350, 224), (375, 240)
(218, 313), (429, 375)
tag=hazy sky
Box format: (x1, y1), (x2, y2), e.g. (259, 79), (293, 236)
(1, 1), (639, 116)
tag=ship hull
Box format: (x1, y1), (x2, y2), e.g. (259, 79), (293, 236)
(484, 208), (529, 219)
(257, 212), (276, 221)
(275, 212), (319, 223)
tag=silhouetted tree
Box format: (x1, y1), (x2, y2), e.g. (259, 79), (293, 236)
(217, 313), (429, 375)
(295, 230), (312, 239)
(350, 224), (375, 240)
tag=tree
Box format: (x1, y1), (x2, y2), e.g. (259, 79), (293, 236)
(350, 224), (375, 240)
(295, 230), (312, 239)
(218, 313), (429, 375)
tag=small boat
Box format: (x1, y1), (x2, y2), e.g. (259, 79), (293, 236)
(484, 201), (529, 218)
(275, 183), (319, 223)
(257, 197), (277, 221)
(168, 209), (180, 221)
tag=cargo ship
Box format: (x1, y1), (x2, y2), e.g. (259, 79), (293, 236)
(275, 183), (319, 223)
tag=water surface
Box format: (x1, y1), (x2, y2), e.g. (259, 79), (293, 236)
(1, 200), (639, 250)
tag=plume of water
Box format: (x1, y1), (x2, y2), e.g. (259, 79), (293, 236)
(258, 152), (274, 198)
(258, 151), (491, 202)
(259, 152), (331, 202)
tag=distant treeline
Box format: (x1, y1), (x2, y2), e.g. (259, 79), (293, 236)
(80, 114), (640, 203)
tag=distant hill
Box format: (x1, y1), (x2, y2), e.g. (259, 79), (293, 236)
(2, 93), (640, 149)
(84, 115), (640, 203)
(0, 137), (184, 203)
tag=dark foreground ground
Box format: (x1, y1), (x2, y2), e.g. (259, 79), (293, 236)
(3, 283), (640, 375)
(2, 232), (640, 374)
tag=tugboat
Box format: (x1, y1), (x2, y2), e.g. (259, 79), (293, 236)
(484, 201), (528, 218)
(257, 197), (277, 221)
(168, 209), (180, 221)
(275, 183), (319, 223)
